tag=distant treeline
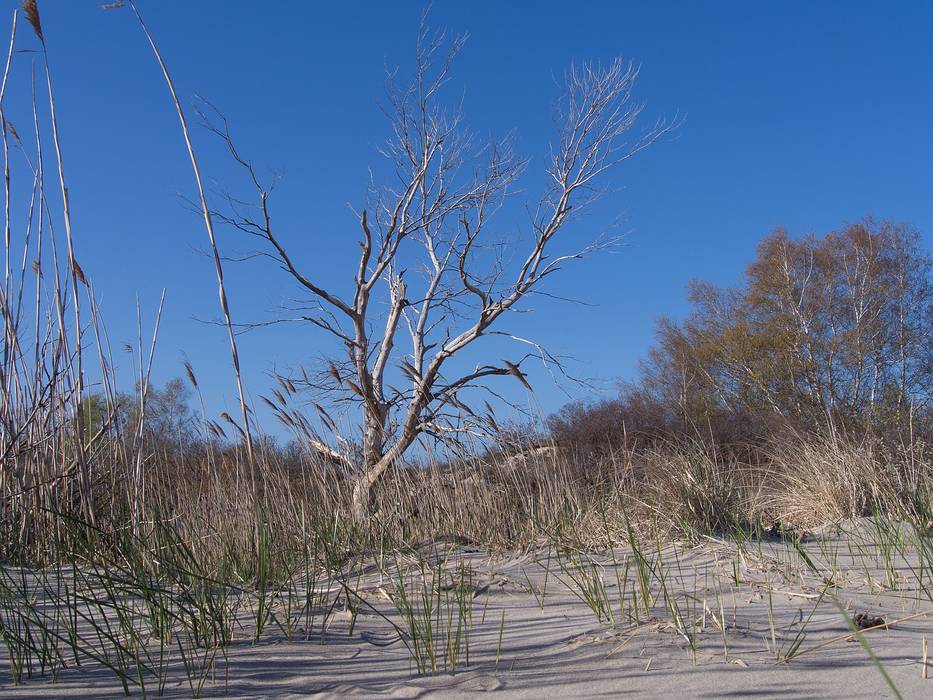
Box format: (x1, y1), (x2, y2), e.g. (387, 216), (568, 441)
(86, 219), (932, 465)
(550, 219), (933, 454)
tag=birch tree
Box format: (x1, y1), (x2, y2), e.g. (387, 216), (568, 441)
(643, 220), (933, 433)
(211, 22), (673, 517)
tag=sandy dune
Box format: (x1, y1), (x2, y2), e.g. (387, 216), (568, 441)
(0, 519), (929, 698)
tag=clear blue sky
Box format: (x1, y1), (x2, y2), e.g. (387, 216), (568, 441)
(19, 1), (933, 436)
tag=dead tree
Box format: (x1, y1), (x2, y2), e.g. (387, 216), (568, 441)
(211, 22), (673, 518)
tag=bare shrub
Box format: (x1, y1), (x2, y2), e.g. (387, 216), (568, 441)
(195, 17), (675, 518)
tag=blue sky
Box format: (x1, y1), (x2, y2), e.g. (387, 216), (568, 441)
(15, 1), (933, 436)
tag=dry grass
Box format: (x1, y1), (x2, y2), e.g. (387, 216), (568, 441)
(2, 1), (926, 566)
(0, 6), (929, 697)
(766, 433), (931, 528)
(51, 431), (923, 572)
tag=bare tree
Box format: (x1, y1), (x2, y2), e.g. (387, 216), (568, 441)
(211, 21), (673, 518)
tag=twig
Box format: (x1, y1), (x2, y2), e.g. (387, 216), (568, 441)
(792, 608), (933, 660)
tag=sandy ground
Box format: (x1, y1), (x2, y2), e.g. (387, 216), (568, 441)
(0, 519), (929, 698)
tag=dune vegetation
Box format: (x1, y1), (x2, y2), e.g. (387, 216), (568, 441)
(0, 2), (930, 697)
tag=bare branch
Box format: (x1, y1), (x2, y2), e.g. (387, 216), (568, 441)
(201, 17), (670, 517)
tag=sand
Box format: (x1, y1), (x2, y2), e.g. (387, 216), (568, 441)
(0, 518), (929, 698)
